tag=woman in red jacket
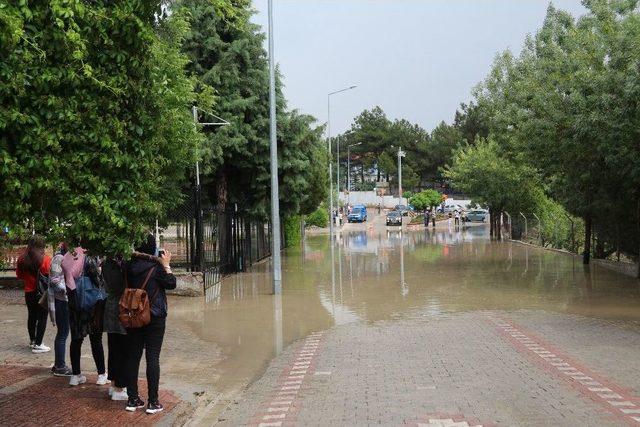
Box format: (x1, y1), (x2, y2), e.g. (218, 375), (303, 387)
(16, 235), (51, 353)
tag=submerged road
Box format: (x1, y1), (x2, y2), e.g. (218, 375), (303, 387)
(177, 212), (640, 426)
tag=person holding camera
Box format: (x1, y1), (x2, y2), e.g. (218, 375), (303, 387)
(124, 234), (176, 414)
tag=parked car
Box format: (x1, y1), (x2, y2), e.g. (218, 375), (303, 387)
(465, 210), (487, 222)
(348, 205), (368, 223)
(386, 211), (402, 226)
(394, 205), (410, 216)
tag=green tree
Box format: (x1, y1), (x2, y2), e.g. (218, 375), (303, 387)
(0, 1), (200, 254)
(444, 139), (540, 239)
(409, 190), (442, 211)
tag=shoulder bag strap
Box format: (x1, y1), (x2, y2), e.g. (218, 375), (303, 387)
(140, 266), (156, 291)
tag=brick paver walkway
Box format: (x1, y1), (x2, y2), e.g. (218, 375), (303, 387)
(0, 366), (180, 426)
(218, 310), (640, 426)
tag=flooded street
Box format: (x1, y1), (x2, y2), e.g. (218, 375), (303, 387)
(169, 215), (640, 425)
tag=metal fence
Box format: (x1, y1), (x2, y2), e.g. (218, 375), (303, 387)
(161, 190), (273, 291)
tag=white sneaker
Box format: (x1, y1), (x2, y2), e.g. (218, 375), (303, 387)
(31, 344), (50, 354)
(108, 386), (114, 397)
(96, 373), (110, 385)
(111, 389), (128, 401)
(69, 374), (86, 386)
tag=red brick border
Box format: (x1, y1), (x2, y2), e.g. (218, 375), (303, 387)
(489, 316), (640, 426)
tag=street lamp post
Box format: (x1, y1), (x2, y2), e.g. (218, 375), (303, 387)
(267, 0), (282, 294)
(327, 85), (357, 237)
(397, 147), (406, 206)
(347, 142), (361, 205)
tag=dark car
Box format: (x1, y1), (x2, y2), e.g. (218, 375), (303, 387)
(394, 205), (409, 216)
(386, 211), (402, 226)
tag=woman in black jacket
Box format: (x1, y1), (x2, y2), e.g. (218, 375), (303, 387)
(124, 234), (176, 414)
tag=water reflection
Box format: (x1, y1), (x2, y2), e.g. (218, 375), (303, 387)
(172, 223), (640, 397)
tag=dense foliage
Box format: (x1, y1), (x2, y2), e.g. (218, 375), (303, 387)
(446, 0), (640, 266)
(409, 190), (442, 211)
(0, 1), (200, 254)
(179, 0), (328, 220)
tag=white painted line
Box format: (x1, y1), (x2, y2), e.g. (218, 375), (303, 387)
(551, 362), (570, 367)
(258, 422), (282, 427)
(608, 401), (635, 407)
(540, 354), (557, 358)
(288, 375), (305, 380)
(281, 385), (301, 390)
(558, 367), (578, 371)
(588, 387), (612, 393)
(262, 414), (286, 420)
(284, 380), (302, 385)
(289, 371), (307, 375)
(598, 393), (623, 399)
(564, 371), (584, 376)
(276, 391), (298, 396)
(314, 371), (332, 375)
(267, 407), (290, 413)
(621, 409), (640, 415)
(631, 416), (640, 422)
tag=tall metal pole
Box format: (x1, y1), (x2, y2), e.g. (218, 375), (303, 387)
(347, 144), (350, 205)
(337, 135), (340, 212)
(327, 86), (356, 238)
(328, 95), (334, 237)
(268, 0), (282, 294)
(397, 148), (404, 206)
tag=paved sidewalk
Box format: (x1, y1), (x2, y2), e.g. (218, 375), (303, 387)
(0, 291), (221, 426)
(218, 310), (640, 426)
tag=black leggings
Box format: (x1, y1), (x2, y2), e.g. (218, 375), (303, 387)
(127, 316), (166, 401)
(25, 291), (47, 345)
(70, 332), (105, 376)
(108, 333), (128, 388)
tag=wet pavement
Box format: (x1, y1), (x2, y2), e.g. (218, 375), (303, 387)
(171, 213), (640, 426)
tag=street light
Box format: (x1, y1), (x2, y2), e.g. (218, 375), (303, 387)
(328, 85), (357, 237)
(347, 142), (362, 205)
(397, 146), (406, 206)
(267, 0), (282, 294)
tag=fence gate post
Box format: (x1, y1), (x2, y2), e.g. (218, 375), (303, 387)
(519, 212), (527, 240)
(195, 184), (204, 272)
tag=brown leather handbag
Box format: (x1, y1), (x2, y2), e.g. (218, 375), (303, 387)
(119, 267), (157, 329)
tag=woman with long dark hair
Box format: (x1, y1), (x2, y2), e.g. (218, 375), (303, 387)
(16, 235), (51, 353)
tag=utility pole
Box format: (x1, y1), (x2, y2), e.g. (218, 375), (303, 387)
(267, 0), (282, 294)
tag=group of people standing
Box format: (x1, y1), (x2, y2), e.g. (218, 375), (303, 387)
(15, 234), (175, 414)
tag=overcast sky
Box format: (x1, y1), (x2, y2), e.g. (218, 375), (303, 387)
(251, 0), (586, 135)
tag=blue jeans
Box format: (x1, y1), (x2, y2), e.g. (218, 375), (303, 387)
(54, 299), (70, 369)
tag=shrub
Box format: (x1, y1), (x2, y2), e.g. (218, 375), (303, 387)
(305, 205), (329, 228)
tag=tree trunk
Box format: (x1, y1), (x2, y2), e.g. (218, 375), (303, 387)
(489, 208), (495, 240)
(377, 163), (381, 182)
(360, 164), (365, 186)
(497, 211), (502, 240)
(583, 215), (592, 265)
(637, 195), (640, 278)
(216, 167), (228, 210)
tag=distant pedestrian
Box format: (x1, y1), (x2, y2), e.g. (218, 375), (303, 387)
(378, 203), (382, 214)
(47, 242), (72, 376)
(63, 246), (107, 387)
(423, 210), (429, 227)
(454, 210), (460, 226)
(125, 234), (176, 414)
(431, 209), (436, 227)
(447, 213), (453, 228)
(16, 235), (51, 353)
(102, 257), (128, 400)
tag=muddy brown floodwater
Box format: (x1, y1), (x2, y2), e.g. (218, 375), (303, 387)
(169, 222), (640, 421)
